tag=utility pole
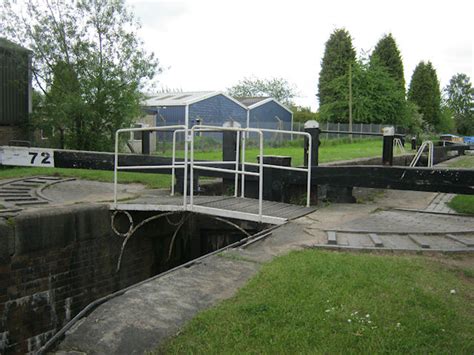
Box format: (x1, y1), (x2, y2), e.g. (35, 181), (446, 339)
(348, 62), (353, 142)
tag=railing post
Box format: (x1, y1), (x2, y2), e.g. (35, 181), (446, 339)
(304, 120), (319, 204)
(382, 126), (395, 166)
(304, 120), (319, 167)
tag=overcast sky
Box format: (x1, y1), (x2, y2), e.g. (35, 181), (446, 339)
(129, 0), (473, 110)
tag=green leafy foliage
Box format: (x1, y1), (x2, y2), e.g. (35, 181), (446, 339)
(0, 0), (159, 151)
(291, 106), (319, 123)
(227, 77), (296, 106)
(320, 59), (408, 125)
(408, 61), (442, 129)
(444, 73), (474, 135)
(370, 33), (405, 91)
(436, 105), (456, 133)
(317, 28), (356, 113)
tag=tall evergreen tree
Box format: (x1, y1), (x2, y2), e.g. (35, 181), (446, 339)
(317, 28), (356, 118)
(319, 59), (407, 124)
(370, 33), (405, 92)
(407, 61), (441, 128)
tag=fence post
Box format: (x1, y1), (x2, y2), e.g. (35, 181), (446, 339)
(223, 121), (241, 194)
(382, 126), (395, 166)
(141, 131), (150, 155)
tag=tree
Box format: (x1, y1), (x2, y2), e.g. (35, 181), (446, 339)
(291, 106), (319, 123)
(370, 33), (405, 92)
(407, 61), (441, 129)
(444, 73), (474, 135)
(227, 77), (296, 106)
(319, 59), (408, 125)
(317, 28), (356, 117)
(0, 0), (159, 151)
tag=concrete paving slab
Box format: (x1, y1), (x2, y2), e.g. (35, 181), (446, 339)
(42, 180), (145, 204)
(58, 255), (260, 354)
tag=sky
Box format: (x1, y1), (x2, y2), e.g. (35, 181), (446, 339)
(129, 0), (473, 111)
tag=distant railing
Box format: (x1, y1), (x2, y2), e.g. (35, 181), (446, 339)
(293, 121), (404, 139)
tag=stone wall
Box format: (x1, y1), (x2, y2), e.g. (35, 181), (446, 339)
(0, 205), (157, 354)
(0, 205), (256, 354)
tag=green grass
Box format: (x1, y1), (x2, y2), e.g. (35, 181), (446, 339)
(162, 250), (474, 354)
(448, 195), (474, 215)
(445, 155), (474, 169)
(0, 166), (171, 189)
(444, 156), (474, 214)
(170, 139), (385, 167)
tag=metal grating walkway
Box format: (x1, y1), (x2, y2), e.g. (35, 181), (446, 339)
(112, 196), (317, 225)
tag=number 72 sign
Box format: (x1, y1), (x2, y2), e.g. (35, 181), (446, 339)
(0, 147), (55, 167)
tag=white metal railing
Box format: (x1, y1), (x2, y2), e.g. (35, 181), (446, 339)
(114, 124), (313, 223)
(393, 137), (406, 155)
(189, 125), (265, 220)
(410, 141), (434, 168)
(114, 125), (188, 209)
(242, 128), (312, 208)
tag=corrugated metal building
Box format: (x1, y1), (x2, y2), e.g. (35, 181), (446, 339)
(140, 91), (248, 146)
(143, 91), (248, 128)
(0, 38), (32, 144)
(236, 97), (293, 132)
(140, 92), (293, 144)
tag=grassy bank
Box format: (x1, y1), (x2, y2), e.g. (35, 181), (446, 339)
(445, 156), (474, 214)
(0, 166), (171, 189)
(162, 250), (474, 354)
(448, 195), (474, 214)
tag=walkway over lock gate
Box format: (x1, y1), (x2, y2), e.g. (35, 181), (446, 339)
(112, 124), (316, 225)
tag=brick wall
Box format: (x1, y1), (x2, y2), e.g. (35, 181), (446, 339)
(0, 205), (158, 354)
(0, 126), (28, 146)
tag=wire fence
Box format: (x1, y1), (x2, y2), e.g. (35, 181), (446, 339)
(292, 121), (405, 139)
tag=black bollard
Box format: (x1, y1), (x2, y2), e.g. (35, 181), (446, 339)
(382, 126), (395, 166)
(304, 120), (320, 167)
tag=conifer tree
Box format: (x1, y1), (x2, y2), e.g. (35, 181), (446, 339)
(408, 61), (441, 128)
(317, 28), (356, 114)
(370, 33), (405, 92)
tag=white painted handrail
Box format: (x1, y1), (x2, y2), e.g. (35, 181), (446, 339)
(114, 124), (313, 223)
(243, 128), (312, 208)
(410, 141), (434, 168)
(114, 125), (188, 209)
(393, 137), (406, 155)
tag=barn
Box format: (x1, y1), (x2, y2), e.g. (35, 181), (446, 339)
(138, 92), (293, 150)
(143, 91), (248, 129)
(0, 38), (32, 145)
(236, 97), (293, 133)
